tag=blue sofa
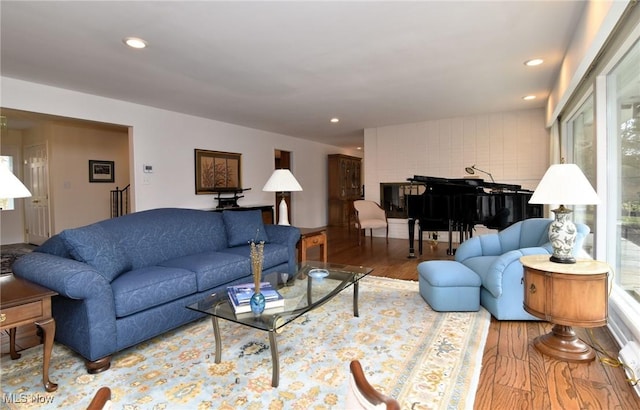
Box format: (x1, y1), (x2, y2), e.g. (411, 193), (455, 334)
(13, 208), (300, 373)
(454, 218), (590, 320)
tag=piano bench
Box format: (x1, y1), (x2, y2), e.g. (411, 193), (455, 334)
(418, 261), (481, 312)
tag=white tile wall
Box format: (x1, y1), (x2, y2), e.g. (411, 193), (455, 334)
(364, 108), (550, 240)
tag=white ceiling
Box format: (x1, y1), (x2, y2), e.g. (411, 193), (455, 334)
(0, 1), (586, 149)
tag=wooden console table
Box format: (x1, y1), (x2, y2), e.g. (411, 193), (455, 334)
(1, 275), (58, 391)
(298, 227), (327, 263)
(521, 254), (609, 362)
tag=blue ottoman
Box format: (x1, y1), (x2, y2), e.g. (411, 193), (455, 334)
(418, 260), (481, 312)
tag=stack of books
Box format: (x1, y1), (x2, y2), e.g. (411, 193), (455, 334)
(227, 282), (284, 314)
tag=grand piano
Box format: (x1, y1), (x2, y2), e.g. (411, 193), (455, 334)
(404, 175), (542, 257)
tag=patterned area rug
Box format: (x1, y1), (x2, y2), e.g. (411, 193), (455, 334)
(0, 276), (490, 409)
(0, 244), (36, 275)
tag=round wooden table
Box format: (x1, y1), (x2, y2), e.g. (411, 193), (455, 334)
(521, 254), (610, 362)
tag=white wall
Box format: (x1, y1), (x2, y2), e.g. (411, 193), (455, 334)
(364, 108), (550, 239)
(1, 77), (361, 231)
(1, 78), (546, 240)
(48, 122), (130, 231)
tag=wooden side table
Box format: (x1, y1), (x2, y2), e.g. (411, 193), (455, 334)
(298, 227), (327, 263)
(521, 254), (609, 362)
(0, 275), (58, 391)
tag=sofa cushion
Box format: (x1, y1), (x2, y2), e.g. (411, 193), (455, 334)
(477, 234), (504, 256)
(60, 224), (131, 282)
(220, 243), (289, 271)
(518, 219), (552, 248)
(111, 266), (197, 317)
(159, 251), (251, 291)
(100, 208), (229, 269)
(222, 210), (269, 247)
(35, 234), (71, 258)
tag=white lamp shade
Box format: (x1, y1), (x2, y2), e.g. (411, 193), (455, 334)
(262, 169), (303, 192)
(529, 164), (600, 205)
(0, 163), (31, 199)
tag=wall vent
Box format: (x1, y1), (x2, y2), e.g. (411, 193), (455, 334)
(619, 341), (640, 397)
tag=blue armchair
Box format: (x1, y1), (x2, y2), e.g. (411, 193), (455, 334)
(454, 218), (590, 320)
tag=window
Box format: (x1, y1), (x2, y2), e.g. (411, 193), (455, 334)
(566, 94), (597, 257)
(0, 155), (16, 211)
(606, 37), (640, 304)
(560, 11), (640, 348)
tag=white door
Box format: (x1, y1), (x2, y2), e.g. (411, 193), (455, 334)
(24, 143), (50, 245)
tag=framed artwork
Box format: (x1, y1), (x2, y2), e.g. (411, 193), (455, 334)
(194, 149), (242, 194)
(88, 160), (115, 183)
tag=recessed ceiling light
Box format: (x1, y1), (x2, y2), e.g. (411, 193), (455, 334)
(123, 37), (148, 49)
(356, 146), (362, 150)
(525, 58), (544, 67)
(523, 95), (536, 101)
(330, 118), (339, 123)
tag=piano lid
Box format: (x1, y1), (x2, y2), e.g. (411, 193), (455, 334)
(407, 175), (525, 192)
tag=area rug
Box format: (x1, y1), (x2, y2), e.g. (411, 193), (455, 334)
(0, 244), (36, 275)
(0, 276), (490, 409)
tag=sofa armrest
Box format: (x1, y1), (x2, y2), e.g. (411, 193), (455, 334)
(12, 252), (113, 300)
(264, 224), (301, 248)
(13, 252), (118, 361)
(264, 224), (301, 274)
(484, 247), (549, 298)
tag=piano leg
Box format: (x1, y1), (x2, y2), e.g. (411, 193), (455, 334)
(447, 220), (454, 255)
(407, 218), (417, 258)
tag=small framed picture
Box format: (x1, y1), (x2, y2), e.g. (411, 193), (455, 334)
(89, 160), (115, 183)
(194, 149), (242, 194)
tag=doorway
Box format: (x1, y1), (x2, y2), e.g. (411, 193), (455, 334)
(1, 108), (130, 244)
(24, 143), (50, 245)
(274, 150), (292, 224)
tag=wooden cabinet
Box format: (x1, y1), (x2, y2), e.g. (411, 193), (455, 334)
(522, 255), (609, 328)
(328, 154), (362, 226)
(521, 254), (610, 362)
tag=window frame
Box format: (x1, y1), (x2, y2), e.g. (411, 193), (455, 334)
(559, 10), (640, 348)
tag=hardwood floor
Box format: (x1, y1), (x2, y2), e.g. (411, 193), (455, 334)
(321, 226), (640, 410)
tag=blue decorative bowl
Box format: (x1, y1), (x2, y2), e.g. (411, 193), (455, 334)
(308, 268), (329, 279)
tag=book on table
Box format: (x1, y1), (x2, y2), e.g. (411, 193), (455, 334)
(233, 305), (286, 320)
(227, 282), (284, 313)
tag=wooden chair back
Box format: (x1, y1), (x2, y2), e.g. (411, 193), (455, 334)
(346, 360), (400, 410)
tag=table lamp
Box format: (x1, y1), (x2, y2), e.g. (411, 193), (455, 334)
(0, 163), (32, 201)
(262, 169), (302, 226)
(529, 163), (600, 263)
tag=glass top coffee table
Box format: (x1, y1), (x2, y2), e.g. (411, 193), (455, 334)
(187, 261), (373, 387)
